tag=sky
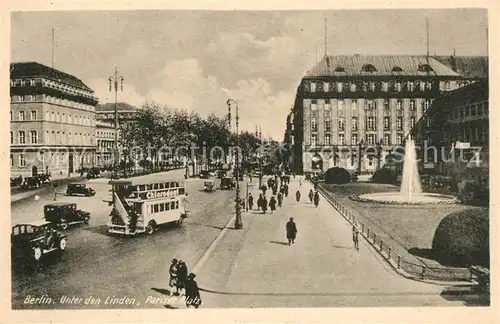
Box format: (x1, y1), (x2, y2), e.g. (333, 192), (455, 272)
(11, 9), (488, 140)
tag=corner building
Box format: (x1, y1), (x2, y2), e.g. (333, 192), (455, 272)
(10, 62), (98, 178)
(289, 55), (463, 174)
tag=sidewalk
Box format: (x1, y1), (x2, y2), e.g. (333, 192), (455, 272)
(193, 177), (460, 308)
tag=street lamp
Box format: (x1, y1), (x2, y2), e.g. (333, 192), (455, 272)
(257, 125), (263, 188)
(108, 66), (124, 180)
(227, 99), (242, 229)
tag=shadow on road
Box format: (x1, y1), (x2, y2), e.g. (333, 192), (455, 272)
(440, 285), (490, 306)
(269, 240), (289, 246)
(151, 287), (170, 295)
(408, 247), (439, 262)
(330, 245), (354, 250)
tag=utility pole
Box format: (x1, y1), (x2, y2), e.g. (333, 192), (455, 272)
(227, 99), (242, 229)
(108, 67), (124, 182)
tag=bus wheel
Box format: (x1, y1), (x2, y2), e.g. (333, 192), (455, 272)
(145, 221), (157, 235)
(176, 218), (184, 226)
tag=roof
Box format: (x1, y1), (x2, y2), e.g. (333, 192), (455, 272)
(433, 56), (488, 79)
(44, 202), (76, 207)
(305, 55), (461, 77)
(437, 79), (488, 106)
(14, 219), (51, 227)
(96, 102), (138, 112)
(109, 177), (186, 186)
(10, 62), (93, 92)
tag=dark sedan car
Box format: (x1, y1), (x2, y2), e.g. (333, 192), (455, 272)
(66, 183), (96, 197)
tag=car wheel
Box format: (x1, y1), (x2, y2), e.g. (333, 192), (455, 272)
(59, 238), (67, 251)
(60, 220), (68, 230)
(83, 216), (90, 224)
(145, 220), (156, 235)
(33, 247), (43, 261)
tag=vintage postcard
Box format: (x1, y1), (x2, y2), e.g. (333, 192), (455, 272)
(2, 1), (498, 323)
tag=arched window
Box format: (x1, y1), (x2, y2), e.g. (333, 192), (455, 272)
(418, 64), (434, 73)
(392, 66), (403, 73)
(361, 64), (377, 73)
(334, 66), (345, 72)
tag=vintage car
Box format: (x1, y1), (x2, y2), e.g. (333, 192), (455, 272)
(204, 178), (217, 192)
(10, 175), (23, 187)
(199, 170), (212, 179)
(20, 176), (42, 189)
(44, 203), (91, 230)
(66, 183), (96, 196)
(220, 177), (236, 190)
(11, 220), (67, 263)
(86, 167), (101, 179)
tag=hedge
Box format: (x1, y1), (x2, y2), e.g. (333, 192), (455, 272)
(325, 167), (351, 185)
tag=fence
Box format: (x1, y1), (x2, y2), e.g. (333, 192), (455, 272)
(317, 184), (472, 282)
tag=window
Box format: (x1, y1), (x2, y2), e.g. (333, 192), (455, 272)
(31, 110), (37, 120)
(19, 111), (25, 121)
(396, 117), (403, 130)
(410, 116), (416, 128)
(339, 118), (345, 131)
(367, 116), (376, 131)
(336, 82), (343, 92)
(323, 82), (329, 92)
(352, 133), (358, 145)
(51, 112), (55, 121)
(394, 81), (402, 92)
(396, 133), (403, 145)
(384, 117), (390, 130)
(384, 133), (391, 146)
(352, 117), (358, 130)
(350, 82), (356, 92)
(310, 82), (316, 92)
(10, 111), (12, 120)
(338, 100), (344, 110)
(365, 100), (375, 110)
(18, 95), (24, 102)
(311, 100), (317, 111)
(367, 133), (376, 145)
(335, 66), (345, 72)
(10, 154), (13, 167)
(423, 100), (431, 112)
(426, 118), (432, 127)
(311, 119), (318, 132)
(362, 64), (377, 73)
(407, 81), (414, 91)
(325, 120), (332, 132)
(392, 66), (403, 73)
(30, 79), (36, 86)
(154, 204), (159, 213)
(426, 81), (432, 90)
(471, 105), (477, 116)
(30, 131), (38, 144)
(419, 81), (425, 91)
(445, 81), (451, 91)
(383, 99), (389, 110)
(409, 100), (416, 110)
(19, 154), (26, 167)
(339, 133), (345, 145)
(18, 131), (26, 144)
(311, 134), (318, 146)
(396, 100), (403, 110)
(351, 100), (357, 110)
(10, 131), (13, 144)
(381, 82), (389, 92)
(20, 80), (26, 86)
(325, 134), (331, 146)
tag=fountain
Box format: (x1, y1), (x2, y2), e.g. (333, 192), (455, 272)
(355, 136), (456, 205)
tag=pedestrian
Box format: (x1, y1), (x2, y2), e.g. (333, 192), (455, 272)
(248, 193), (254, 210)
(269, 196), (277, 213)
(277, 192), (283, 207)
(295, 190), (301, 202)
(308, 189), (314, 203)
(262, 196), (268, 214)
(177, 260), (189, 295)
(169, 258), (180, 295)
(257, 193), (263, 211)
(299, 178), (302, 187)
(313, 191), (320, 208)
(284, 184), (289, 197)
(352, 224), (360, 251)
(286, 217), (297, 245)
(272, 186), (277, 196)
(185, 273), (202, 308)
(261, 184), (267, 196)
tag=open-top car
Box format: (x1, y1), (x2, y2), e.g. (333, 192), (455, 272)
(66, 183), (96, 196)
(44, 203), (91, 230)
(11, 220), (67, 263)
(220, 176), (235, 190)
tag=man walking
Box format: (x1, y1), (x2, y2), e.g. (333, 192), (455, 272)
(286, 217), (297, 246)
(313, 191), (320, 208)
(177, 260), (189, 295)
(269, 196), (277, 213)
(295, 190), (301, 202)
(262, 196), (268, 214)
(352, 224), (360, 251)
(277, 192), (283, 208)
(185, 273), (202, 309)
(308, 189), (314, 203)
(248, 193), (254, 210)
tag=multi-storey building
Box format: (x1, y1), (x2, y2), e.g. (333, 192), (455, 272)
(10, 62), (99, 177)
(95, 102), (137, 124)
(286, 55), (464, 174)
(95, 121), (117, 168)
(409, 80), (488, 185)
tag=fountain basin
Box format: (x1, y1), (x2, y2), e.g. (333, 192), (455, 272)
(352, 192), (457, 205)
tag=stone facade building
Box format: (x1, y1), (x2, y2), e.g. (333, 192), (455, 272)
(10, 62), (98, 177)
(286, 55), (463, 174)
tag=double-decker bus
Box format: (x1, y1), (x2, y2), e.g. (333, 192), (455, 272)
(107, 178), (189, 236)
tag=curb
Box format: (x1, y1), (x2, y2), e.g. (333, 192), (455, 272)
(315, 182), (475, 287)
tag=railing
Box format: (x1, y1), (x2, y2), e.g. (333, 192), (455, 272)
(317, 184), (472, 282)
(113, 192), (129, 223)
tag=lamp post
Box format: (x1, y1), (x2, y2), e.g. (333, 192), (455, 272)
(227, 99), (242, 229)
(108, 67), (124, 180)
(377, 140), (383, 170)
(257, 125), (263, 188)
(358, 139), (364, 174)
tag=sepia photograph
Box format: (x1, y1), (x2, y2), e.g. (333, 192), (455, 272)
(5, 4), (495, 320)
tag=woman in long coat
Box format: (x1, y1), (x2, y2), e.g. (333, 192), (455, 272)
(185, 273), (202, 308)
(269, 196), (277, 213)
(286, 217), (297, 245)
(295, 190), (301, 202)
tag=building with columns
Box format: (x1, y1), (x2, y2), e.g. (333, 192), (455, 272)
(287, 55), (465, 174)
(10, 62), (98, 178)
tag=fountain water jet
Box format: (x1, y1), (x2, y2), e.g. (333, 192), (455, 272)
(355, 136), (456, 205)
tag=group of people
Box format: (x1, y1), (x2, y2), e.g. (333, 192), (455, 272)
(246, 175), (292, 214)
(295, 188), (320, 208)
(168, 258), (202, 308)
